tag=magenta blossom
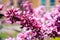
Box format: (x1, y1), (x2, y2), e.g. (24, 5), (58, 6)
(4, 0), (60, 40)
(17, 30), (36, 40)
(21, 1), (34, 15)
(4, 7), (22, 24)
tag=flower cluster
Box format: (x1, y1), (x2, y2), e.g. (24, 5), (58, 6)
(4, 1), (60, 40)
(21, 1), (33, 14)
(17, 30), (36, 40)
(45, 5), (60, 37)
(4, 7), (22, 24)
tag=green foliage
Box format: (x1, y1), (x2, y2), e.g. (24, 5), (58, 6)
(0, 32), (8, 38)
(12, 31), (19, 37)
(52, 37), (60, 40)
(0, 31), (19, 38)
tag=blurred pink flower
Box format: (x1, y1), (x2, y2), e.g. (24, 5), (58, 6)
(5, 37), (15, 40)
(0, 4), (3, 11)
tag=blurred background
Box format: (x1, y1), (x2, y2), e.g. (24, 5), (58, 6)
(0, 0), (60, 40)
(0, 0), (60, 8)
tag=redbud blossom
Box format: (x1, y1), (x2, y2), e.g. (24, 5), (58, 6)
(4, 1), (60, 40)
(0, 4), (3, 11)
(4, 7), (22, 24)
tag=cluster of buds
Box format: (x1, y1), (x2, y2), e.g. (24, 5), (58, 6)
(45, 5), (60, 37)
(21, 1), (33, 14)
(4, 0), (60, 40)
(16, 30), (36, 40)
(4, 7), (22, 24)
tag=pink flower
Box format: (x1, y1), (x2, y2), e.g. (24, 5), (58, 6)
(21, 1), (33, 14)
(0, 4), (3, 11)
(5, 37), (15, 40)
(17, 30), (36, 40)
(4, 1), (60, 40)
(4, 7), (22, 24)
